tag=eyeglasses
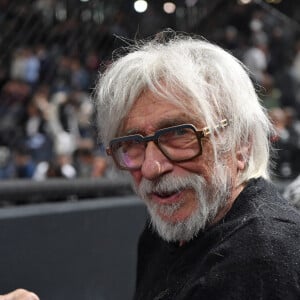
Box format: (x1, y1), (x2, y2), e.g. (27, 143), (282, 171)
(106, 119), (229, 170)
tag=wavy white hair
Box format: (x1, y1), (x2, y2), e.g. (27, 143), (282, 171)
(95, 33), (274, 183)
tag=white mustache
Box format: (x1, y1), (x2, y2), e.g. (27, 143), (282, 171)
(137, 173), (207, 199)
(131, 165), (231, 242)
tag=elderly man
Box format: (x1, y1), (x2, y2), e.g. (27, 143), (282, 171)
(3, 34), (300, 299)
(96, 33), (300, 300)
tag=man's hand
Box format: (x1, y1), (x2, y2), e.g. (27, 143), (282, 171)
(0, 289), (39, 300)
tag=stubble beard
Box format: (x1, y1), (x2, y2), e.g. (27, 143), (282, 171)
(132, 166), (232, 242)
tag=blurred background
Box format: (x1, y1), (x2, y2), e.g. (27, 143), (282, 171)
(0, 1), (300, 299)
(0, 0), (300, 200)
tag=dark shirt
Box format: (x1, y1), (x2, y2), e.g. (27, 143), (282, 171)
(134, 177), (300, 300)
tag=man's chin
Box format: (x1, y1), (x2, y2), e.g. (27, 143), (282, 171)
(156, 209), (191, 224)
(148, 206), (204, 242)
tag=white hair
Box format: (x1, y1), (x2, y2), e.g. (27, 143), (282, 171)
(95, 32), (274, 182)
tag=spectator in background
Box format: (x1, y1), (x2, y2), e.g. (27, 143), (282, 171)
(33, 152), (76, 180)
(45, 91), (77, 157)
(37, 90), (94, 160)
(275, 55), (298, 109)
(268, 107), (295, 180)
(10, 48), (27, 82)
(0, 79), (31, 148)
(259, 72), (281, 109)
(67, 91), (94, 139)
(243, 34), (268, 84)
(91, 154), (108, 178)
(51, 55), (72, 93)
(283, 174), (300, 210)
(73, 146), (108, 178)
(290, 39), (300, 84)
(73, 145), (95, 178)
(21, 87), (53, 162)
(283, 106), (300, 177)
(290, 39), (300, 112)
(10, 47), (40, 91)
(84, 50), (101, 84)
(23, 47), (40, 90)
(13, 145), (36, 179)
(70, 58), (90, 92)
(0, 146), (14, 179)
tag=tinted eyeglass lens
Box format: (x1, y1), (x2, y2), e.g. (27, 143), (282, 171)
(114, 140), (145, 169)
(158, 127), (200, 161)
(111, 125), (201, 169)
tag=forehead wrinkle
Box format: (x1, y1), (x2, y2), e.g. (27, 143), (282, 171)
(119, 88), (205, 137)
(118, 106), (206, 136)
(121, 111), (203, 137)
(155, 114), (200, 129)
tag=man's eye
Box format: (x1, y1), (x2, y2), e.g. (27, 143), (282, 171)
(161, 127), (191, 141)
(174, 128), (188, 136)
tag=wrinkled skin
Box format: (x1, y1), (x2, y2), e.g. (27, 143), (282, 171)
(0, 289), (39, 300)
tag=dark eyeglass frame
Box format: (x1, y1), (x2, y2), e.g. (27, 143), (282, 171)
(106, 119), (229, 170)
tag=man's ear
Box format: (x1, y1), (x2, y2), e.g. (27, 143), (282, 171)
(236, 143), (251, 171)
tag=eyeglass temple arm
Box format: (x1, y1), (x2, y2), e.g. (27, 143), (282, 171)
(106, 148), (112, 156)
(200, 119), (229, 137)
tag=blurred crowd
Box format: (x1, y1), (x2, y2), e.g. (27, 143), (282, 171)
(0, 48), (112, 179)
(0, 0), (122, 180)
(1, 1), (300, 181)
(212, 3), (300, 181)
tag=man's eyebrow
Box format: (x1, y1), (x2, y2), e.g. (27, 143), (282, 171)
(123, 128), (143, 136)
(120, 115), (201, 136)
(156, 116), (199, 129)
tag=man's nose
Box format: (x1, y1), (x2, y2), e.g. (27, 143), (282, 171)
(140, 141), (173, 180)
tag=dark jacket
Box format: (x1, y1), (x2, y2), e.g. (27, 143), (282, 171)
(134, 177), (300, 300)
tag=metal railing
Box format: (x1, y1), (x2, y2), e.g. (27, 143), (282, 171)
(0, 177), (133, 205)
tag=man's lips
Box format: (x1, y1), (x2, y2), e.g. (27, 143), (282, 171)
(149, 189), (184, 205)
